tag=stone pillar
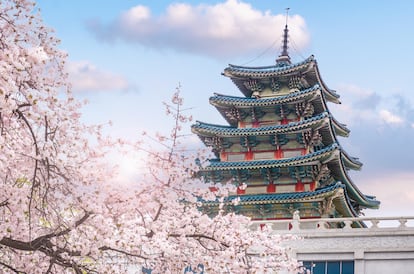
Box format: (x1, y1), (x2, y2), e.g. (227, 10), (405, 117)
(354, 250), (365, 273)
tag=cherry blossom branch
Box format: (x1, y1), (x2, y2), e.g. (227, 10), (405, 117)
(0, 261), (23, 274)
(0, 237), (83, 271)
(0, 212), (91, 250)
(99, 246), (148, 260)
(0, 211), (93, 272)
(0, 199), (8, 208)
(152, 203), (163, 223)
(168, 233), (230, 249)
(13, 108), (40, 239)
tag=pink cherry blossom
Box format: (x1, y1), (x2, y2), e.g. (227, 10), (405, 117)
(0, 1), (301, 273)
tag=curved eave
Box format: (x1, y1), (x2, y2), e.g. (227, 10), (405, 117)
(192, 112), (330, 138)
(202, 143), (339, 171)
(331, 117), (350, 137)
(330, 153), (380, 209)
(323, 146), (362, 171)
(332, 188), (359, 218)
(319, 116), (342, 146)
(312, 60), (341, 104)
(340, 150), (363, 170)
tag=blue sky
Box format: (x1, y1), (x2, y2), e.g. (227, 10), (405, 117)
(35, 0), (414, 217)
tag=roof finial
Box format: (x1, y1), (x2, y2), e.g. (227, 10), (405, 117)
(285, 7), (290, 25)
(276, 8), (291, 65)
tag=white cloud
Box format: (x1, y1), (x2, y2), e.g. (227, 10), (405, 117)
(331, 83), (413, 128)
(125, 5), (151, 23)
(379, 109), (404, 125)
(339, 83), (374, 99)
(357, 172), (414, 217)
(67, 61), (132, 93)
(88, 0), (310, 58)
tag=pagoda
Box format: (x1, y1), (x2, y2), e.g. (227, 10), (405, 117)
(191, 20), (379, 221)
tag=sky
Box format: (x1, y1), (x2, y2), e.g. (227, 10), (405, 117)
(34, 0), (414, 218)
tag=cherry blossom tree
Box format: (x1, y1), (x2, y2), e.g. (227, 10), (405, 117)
(0, 0), (301, 273)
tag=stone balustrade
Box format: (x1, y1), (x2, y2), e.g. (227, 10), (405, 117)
(251, 216), (414, 273)
(251, 216), (414, 234)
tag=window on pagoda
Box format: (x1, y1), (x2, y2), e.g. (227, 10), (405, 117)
(253, 152), (274, 160)
(250, 143), (275, 160)
(227, 153), (246, 162)
(222, 144), (249, 162)
(222, 144), (246, 161)
(241, 122), (255, 128)
(245, 185), (267, 195)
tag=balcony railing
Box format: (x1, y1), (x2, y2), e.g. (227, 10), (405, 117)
(251, 216), (414, 234)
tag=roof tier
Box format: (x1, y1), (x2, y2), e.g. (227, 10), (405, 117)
(202, 183), (358, 218)
(202, 143), (360, 171)
(192, 111), (349, 148)
(210, 85), (346, 128)
(199, 143), (379, 210)
(223, 56), (339, 103)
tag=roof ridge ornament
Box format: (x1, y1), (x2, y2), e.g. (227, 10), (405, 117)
(276, 8), (291, 66)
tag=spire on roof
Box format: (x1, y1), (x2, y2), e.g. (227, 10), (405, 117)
(276, 8), (291, 65)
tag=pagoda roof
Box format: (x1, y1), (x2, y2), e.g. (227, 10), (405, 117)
(210, 84), (323, 107)
(202, 143), (350, 171)
(224, 55), (315, 78)
(210, 85), (348, 133)
(202, 183), (358, 218)
(201, 143), (362, 173)
(204, 183), (339, 204)
(192, 112), (348, 140)
(200, 143), (379, 209)
(223, 55), (340, 103)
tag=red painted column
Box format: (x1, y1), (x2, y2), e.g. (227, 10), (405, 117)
(267, 183), (276, 193)
(237, 186), (246, 195)
(310, 181), (316, 191)
(274, 149), (283, 159)
(245, 149), (253, 160)
(209, 186), (218, 192)
(295, 181), (305, 192)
